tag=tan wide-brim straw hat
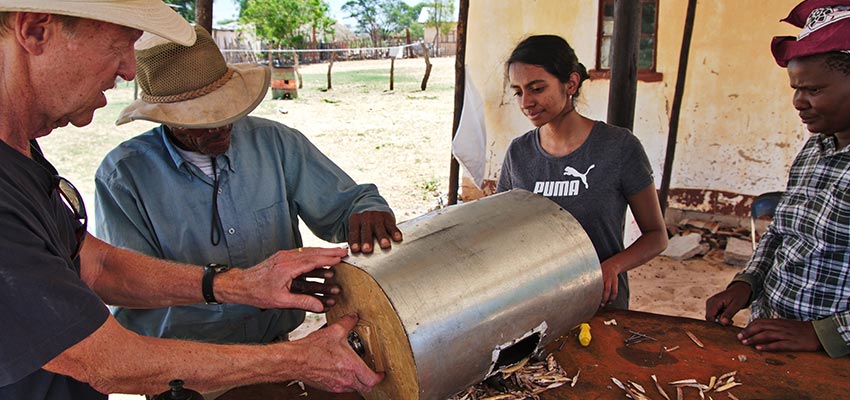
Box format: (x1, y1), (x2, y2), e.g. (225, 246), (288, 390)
(0, 0), (195, 46)
(116, 25), (270, 129)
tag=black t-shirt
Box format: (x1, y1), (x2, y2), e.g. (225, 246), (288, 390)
(0, 140), (108, 399)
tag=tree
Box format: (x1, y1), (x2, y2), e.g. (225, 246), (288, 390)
(196, 0), (213, 32)
(165, 0), (195, 22)
(342, 0), (425, 46)
(382, 0), (425, 40)
(303, 0), (336, 43)
(423, 0), (455, 56)
(342, 0), (383, 47)
(241, 0), (335, 50)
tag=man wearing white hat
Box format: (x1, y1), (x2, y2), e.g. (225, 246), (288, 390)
(0, 1), (381, 398)
(96, 25), (402, 346)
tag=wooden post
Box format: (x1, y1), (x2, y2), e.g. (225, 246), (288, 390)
(390, 57), (395, 91)
(606, 0), (640, 132)
(293, 52), (303, 89)
(327, 51), (334, 90)
(448, 0), (469, 205)
(312, 26), (318, 63)
(659, 0), (698, 214)
(195, 0), (213, 33)
(406, 28), (412, 58)
(420, 42), (432, 91)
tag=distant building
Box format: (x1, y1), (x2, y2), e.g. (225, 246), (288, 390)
(418, 7), (457, 57)
(423, 23), (457, 57)
(212, 24), (262, 63)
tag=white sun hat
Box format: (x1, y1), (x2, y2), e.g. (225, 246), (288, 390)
(0, 0), (195, 46)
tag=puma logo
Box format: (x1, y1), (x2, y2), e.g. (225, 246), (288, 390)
(563, 165), (595, 189)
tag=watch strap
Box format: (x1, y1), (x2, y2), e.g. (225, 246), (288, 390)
(202, 263), (230, 304)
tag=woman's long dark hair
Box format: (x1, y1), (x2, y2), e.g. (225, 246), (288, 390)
(507, 35), (590, 97)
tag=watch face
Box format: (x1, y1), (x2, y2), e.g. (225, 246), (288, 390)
(208, 263), (229, 273)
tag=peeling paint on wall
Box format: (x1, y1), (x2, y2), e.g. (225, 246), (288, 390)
(669, 188), (760, 217)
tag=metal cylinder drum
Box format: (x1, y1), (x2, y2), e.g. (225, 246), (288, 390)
(327, 189), (602, 400)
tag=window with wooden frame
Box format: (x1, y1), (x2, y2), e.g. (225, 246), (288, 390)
(591, 0), (662, 82)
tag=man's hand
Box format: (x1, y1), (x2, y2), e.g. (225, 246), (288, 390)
(290, 267), (339, 311)
(287, 314), (384, 393)
(705, 281), (752, 325)
(224, 247), (347, 312)
(738, 319), (823, 352)
(348, 211), (403, 253)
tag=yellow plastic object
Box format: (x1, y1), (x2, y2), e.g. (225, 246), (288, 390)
(578, 323), (592, 346)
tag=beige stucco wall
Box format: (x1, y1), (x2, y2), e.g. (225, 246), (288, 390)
(462, 0), (805, 212)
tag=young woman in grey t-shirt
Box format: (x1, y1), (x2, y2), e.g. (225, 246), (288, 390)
(497, 35), (668, 310)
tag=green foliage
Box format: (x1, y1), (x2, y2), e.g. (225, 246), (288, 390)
(165, 0), (195, 22)
(305, 0), (336, 42)
(342, 0), (424, 45)
(342, 0), (382, 46)
(241, 0), (335, 48)
(407, 23), (424, 41)
(417, 177), (441, 200)
(423, 0), (455, 35)
(382, 1), (425, 38)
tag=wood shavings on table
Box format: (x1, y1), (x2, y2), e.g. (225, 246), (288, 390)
(447, 353), (578, 400)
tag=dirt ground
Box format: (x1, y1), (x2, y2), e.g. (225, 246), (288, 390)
(38, 56), (748, 398)
(41, 56), (456, 223)
(631, 254), (751, 327)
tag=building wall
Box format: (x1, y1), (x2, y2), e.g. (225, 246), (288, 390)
(462, 0), (804, 216)
(425, 24), (458, 57)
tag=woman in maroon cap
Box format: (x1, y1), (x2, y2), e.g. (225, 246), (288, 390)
(706, 0), (850, 358)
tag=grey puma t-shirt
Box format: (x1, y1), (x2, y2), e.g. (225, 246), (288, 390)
(496, 121), (654, 309)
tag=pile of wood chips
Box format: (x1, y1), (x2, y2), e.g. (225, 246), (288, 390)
(448, 353), (578, 400)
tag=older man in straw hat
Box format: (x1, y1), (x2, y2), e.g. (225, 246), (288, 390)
(95, 25), (402, 346)
(0, 1), (381, 398)
(707, 0), (850, 358)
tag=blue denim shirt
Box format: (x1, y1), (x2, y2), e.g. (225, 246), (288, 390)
(94, 116), (391, 343)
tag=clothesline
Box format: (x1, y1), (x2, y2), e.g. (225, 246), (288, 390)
(219, 42), (422, 54)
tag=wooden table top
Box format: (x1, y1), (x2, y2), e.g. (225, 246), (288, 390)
(218, 309), (850, 399)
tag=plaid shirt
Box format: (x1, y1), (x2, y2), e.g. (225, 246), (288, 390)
(735, 134), (850, 358)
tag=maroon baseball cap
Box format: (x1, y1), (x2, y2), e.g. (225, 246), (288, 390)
(771, 0), (850, 67)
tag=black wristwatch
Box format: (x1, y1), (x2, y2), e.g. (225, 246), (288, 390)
(202, 263), (230, 305)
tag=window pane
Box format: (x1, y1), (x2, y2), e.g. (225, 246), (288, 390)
(639, 37), (654, 69)
(601, 37), (612, 69)
(604, 1), (615, 18)
(597, 0), (657, 72)
(641, 1), (657, 35)
(602, 17), (615, 36)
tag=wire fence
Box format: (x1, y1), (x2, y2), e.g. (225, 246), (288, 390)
(219, 42), (426, 64)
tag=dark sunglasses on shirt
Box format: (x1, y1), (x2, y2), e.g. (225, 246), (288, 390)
(55, 176), (87, 260)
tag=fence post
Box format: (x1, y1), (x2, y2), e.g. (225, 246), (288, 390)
(390, 57), (395, 91)
(420, 42), (432, 91)
(327, 51), (334, 90)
